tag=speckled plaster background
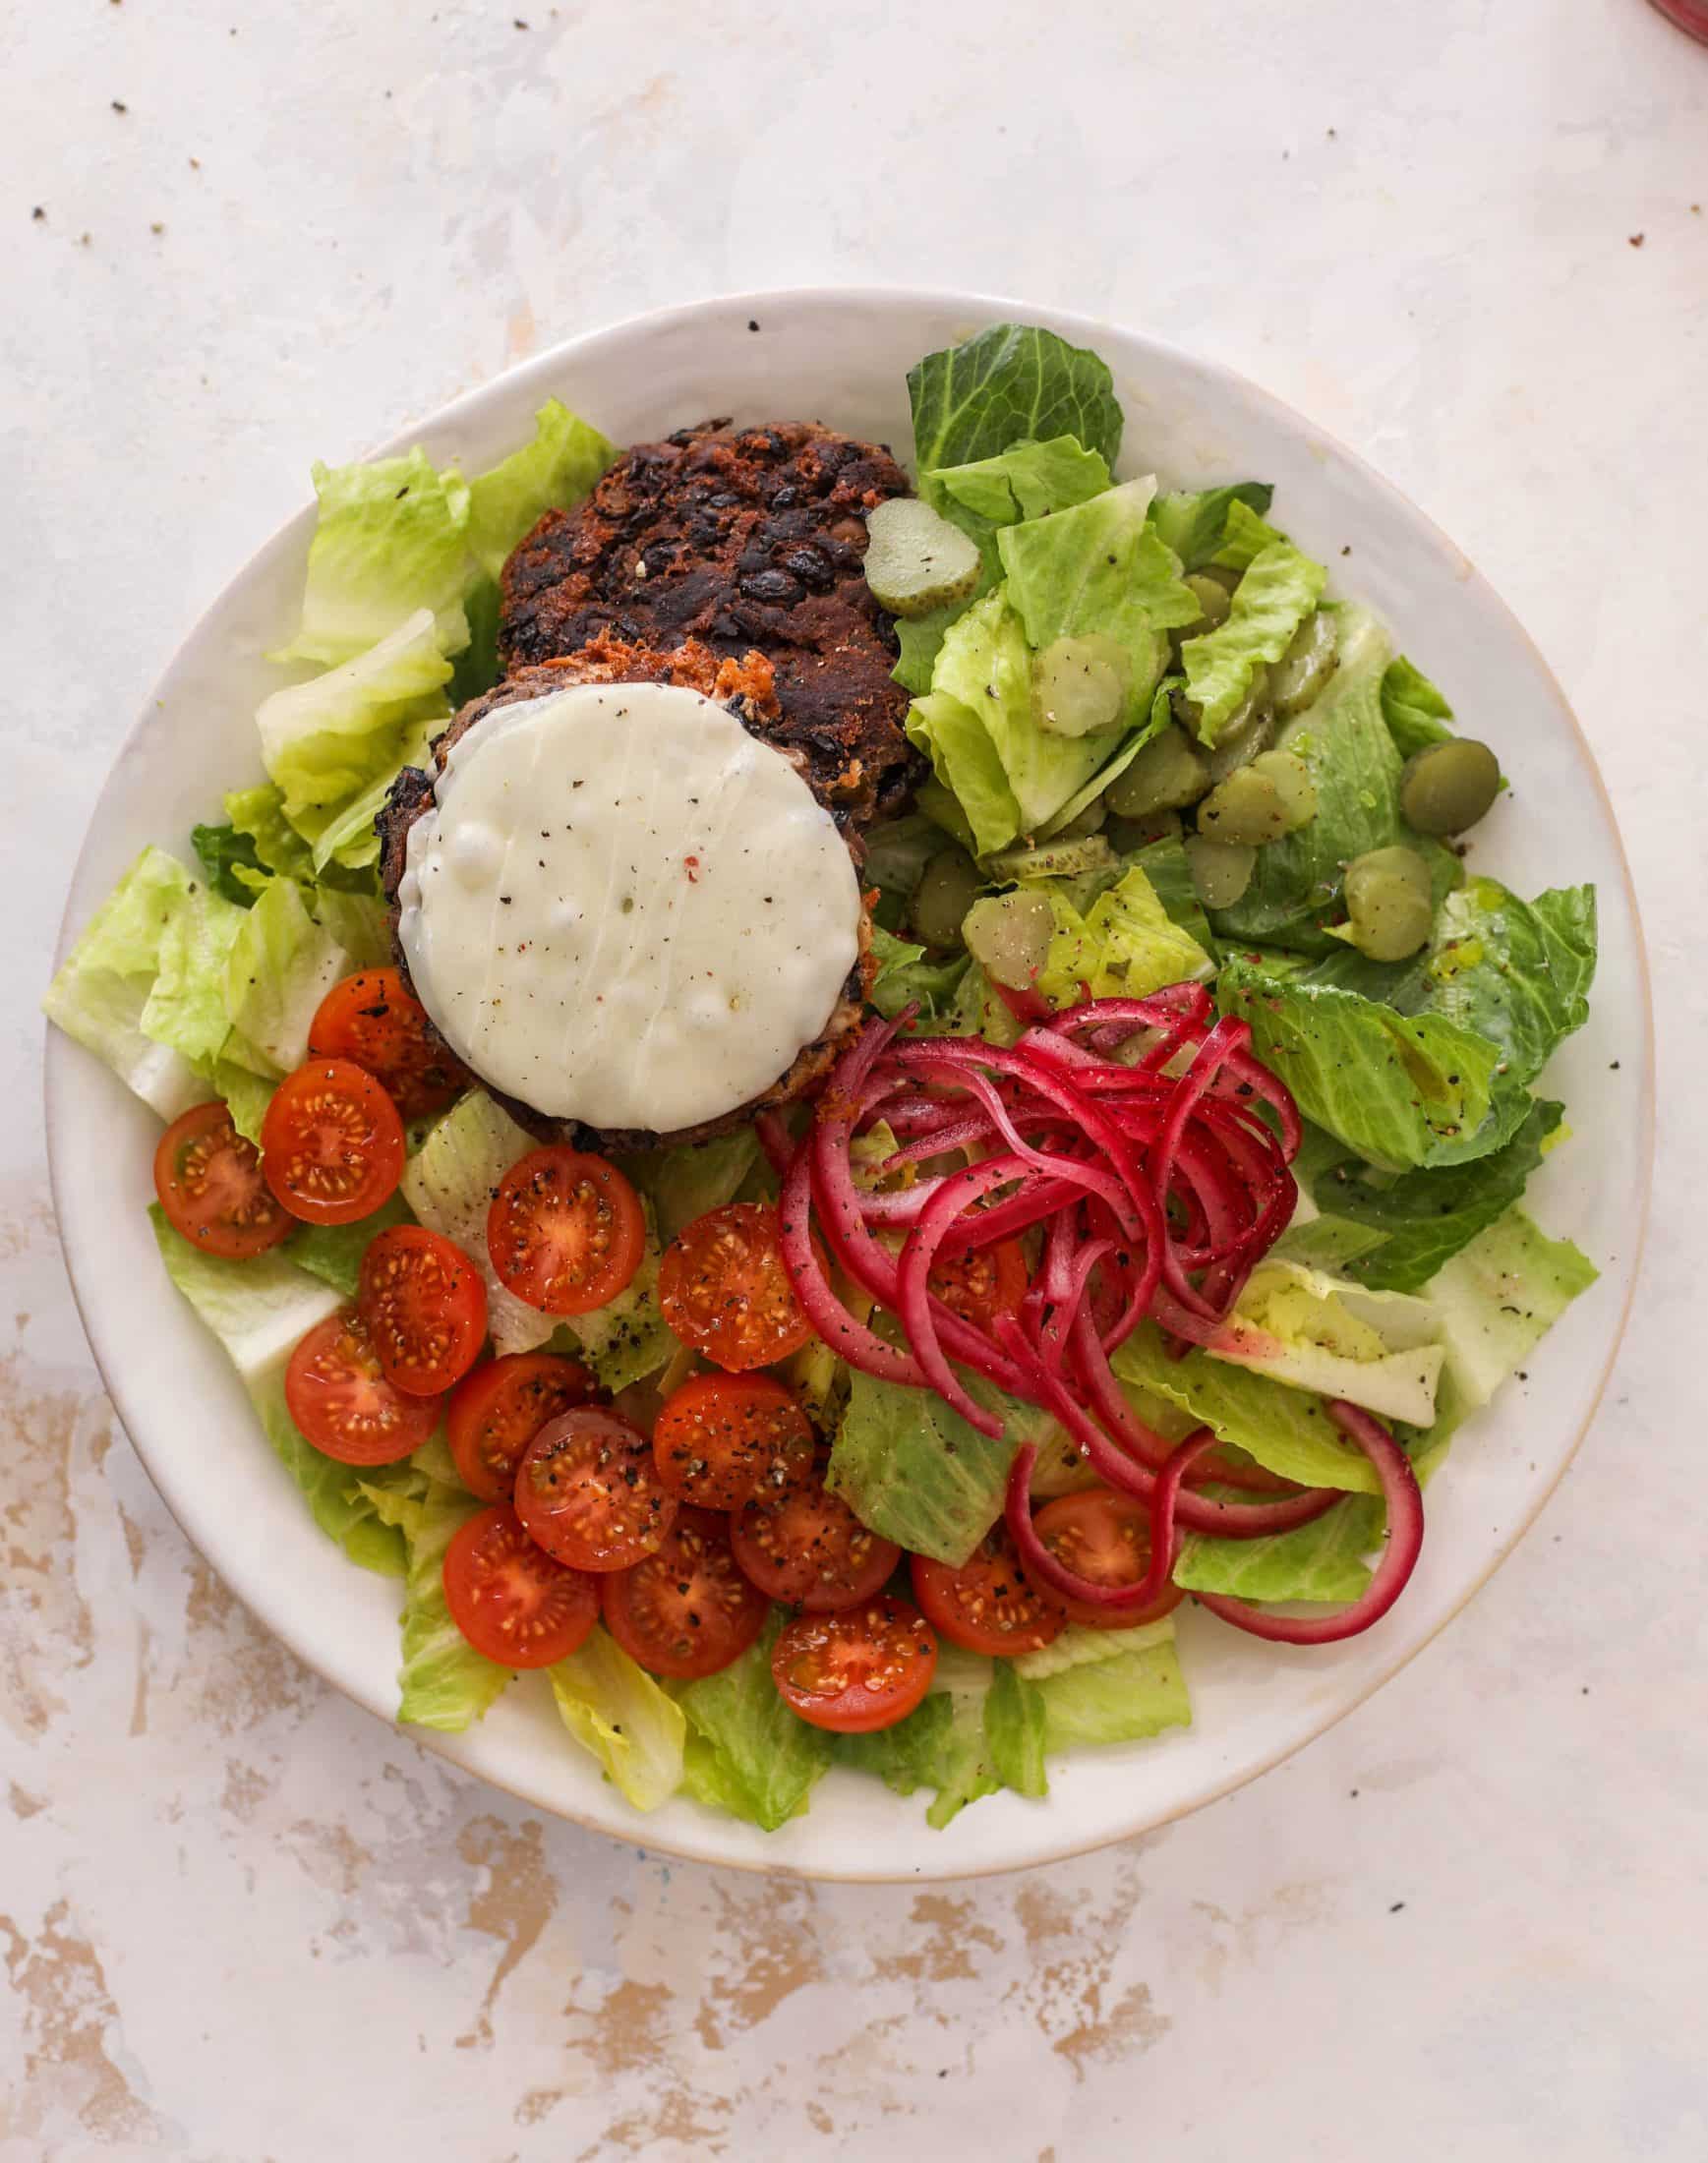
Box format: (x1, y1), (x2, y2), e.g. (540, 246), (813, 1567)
(3, 3), (1705, 2156)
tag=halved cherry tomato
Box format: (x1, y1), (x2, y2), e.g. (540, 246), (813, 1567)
(356, 1225), (487, 1397)
(657, 1202), (814, 1371)
(442, 1504), (599, 1667)
(731, 1457), (902, 1611)
(927, 1236), (1030, 1329)
(514, 1406), (677, 1572)
(651, 1372), (814, 1511)
(911, 1523), (1066, 1657)
(1024, 1487), (1187, 1630)
(487, 1146), (646, 1316)
(308, 967), (467, 1118)
(772, 1597), (938, 1734)
(601, 1506), (770, 1681)
(153, 1100), (294, 1259)
(284, 1307), (442, 1465)
(260, 1057), (405, 1226)
(446, 1352), (595, 1503)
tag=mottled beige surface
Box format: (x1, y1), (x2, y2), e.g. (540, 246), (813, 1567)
(5, 1), (1707, 2155)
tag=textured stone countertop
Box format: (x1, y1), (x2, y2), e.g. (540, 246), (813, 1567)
(3, 2), (1704, 2156)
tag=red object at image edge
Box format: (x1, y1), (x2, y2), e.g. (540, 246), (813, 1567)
(1647, 0), (1708, 41)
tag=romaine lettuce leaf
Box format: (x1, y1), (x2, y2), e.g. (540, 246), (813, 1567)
(618, 1129), (761, 1245)
(1114, 1322), (1384, 1493)
(1174, 1494), (1384, 1604)
(983, 1660), (1049, 1797)
(225, 784), (317, 882)
(909, 323), (1124, 481)
(464, 398), (617, 580)
(550, 1231), (674, 1391)
(148, 1207), (411, 1574)
(359, 1472), (511, 1731)
(1381, 655), (1454, 760)
(1016, 1626), (1191, 1752)
(863, 813), (949, 920)
(1179, 539), (1326, 744)
(911, 589), (1127, 851)
(828, 1368), (1056, 1565)
(284, 1191), (416, 1299)
(893, 606), (964, 697)
(1148, 483), (1274, 572)
(1428, 1206), (1598, 1408)
(219, 875), (350, 1074)
(1217, 958), (1504, 1171)
(550, 1629), (687, 1813)
(931, 435), (1112, 527)
(1307, 1098), (1564, 1293)
(1031, 859), (1213, 1008)
(401, 1090), (556, 1356)
(997, 479), (1200, 721)
(833, 1690), (1001, 1828)
(1424, 880), (1597, 1089)
(1209, 497), (1287, 571)
(271, 447), (472, 666)
(191, 821), (268, 906)
(256, 609), (451, 866)
(867, 926), (971, 1022)
(1207, 1257), (1444, 1426)
(1127, 831), (1215, 953)
(1207, 610), (1412, 953)
(675, 1610), (831, 1830)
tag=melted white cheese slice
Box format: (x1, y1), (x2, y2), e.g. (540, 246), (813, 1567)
(397, 680), (862, 1133)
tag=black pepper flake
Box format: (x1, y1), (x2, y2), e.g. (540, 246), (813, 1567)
(747, 319), (760, 332)
(1340, 544), (1352, 556)
(31, 205), (45, 221)
(500, 895), (512, 905)
(1628, 233), (1645, 249)
(1388, 1900), (1405, 1913)
(111, 99), (129, 114)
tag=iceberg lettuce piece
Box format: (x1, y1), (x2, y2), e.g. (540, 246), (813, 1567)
(256, 609), (451, 865)
(550, 1630), (687, 1814)
(1206, 1257), (1445, 1427)
(1179, 538), (1327, 744)
(464, 398), (617, 580)
(271, 447), (472, 666)
(219, 874), (351, 1074)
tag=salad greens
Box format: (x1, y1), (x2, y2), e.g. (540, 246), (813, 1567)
(48, 321), (1605, 1839)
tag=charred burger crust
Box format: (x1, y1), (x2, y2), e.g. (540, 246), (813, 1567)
(376, 642), (875, 1153)
(499, 418), (924, 827)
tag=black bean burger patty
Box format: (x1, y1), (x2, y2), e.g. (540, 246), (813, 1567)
(499, 418), (924, 829)
(376, 637), (874, 1155)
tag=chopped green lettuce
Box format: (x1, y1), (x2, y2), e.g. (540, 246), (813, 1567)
(191, 821), (268, 906)
(1208, 496), (1287, 571)
(284, 1191), (416, 1299)
(1208, 1257), (1444, 1426)
(359, 1472), (512, 1730)
(1127, 830), (1216, 954)
(1306, 1099), (1564, 1293)
(910, 589), (1125, 853)
(256, 610), (451, 867)
(272, 447), (473, 666)
(401, 1090), (556, 1357)
(550, 1229), (674, 1391)
(464, 398), (617, 580)
(893, 607), (963, 697)
(1217, 958), (1504, 1170)
(1114, 1323), (1384, 1493)
(1175, 1495), (1384, 1604)
(909, 323), (1124, 483)
(997, 479), (1200, 720)
(619, 1129), (761, 1244)
(550, 1630), (687, 1813)
(675, 1610), (831, 1830)
(1148, 483), (1274, 572)
(225, 784), (317, 881)
(983, 1661), (1049, 1797)
(1208, 610), (1409, 952)
(867, 926), (971, 1022)
(833, 1690), (1001, 1828)
(863, 814), (948, 920)
(219, 875), (351, 1074)
(1013, 1624), (1191, 1752)
(148, 1207), (410, 1574)
(1381, 655), (1455, 760)
(1425, 880), (1597, 1089)
(1031, 859), (1213, 1009)
(931, 435), (1112, 527)
(1179, 539), (1327, 744)
(1428, 1206), (1598, 1408)
(828, 1368), (1056, 1565)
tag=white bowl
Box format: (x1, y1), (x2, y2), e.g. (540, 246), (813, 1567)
(44, 289), (1653, 1881)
